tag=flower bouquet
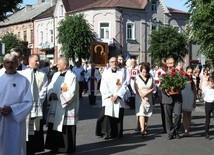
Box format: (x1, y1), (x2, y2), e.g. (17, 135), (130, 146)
(158, 69), (188, 95)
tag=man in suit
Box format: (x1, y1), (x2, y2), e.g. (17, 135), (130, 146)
(161, 57), (182, 140)
(24, 54), (48, 154)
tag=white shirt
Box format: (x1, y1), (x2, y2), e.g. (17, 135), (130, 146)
(72, 65), (85, 81)
(203, 86), (214, 103)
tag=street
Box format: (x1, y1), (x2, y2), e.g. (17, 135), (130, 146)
(38, 94), (214, 155)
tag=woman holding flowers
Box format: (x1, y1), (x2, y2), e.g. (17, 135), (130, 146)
(134, 63), (155, 135)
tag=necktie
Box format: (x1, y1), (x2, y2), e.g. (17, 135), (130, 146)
(31, 70), (39, 102)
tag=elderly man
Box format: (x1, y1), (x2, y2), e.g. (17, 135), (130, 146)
(23, 54), (48, 154)
(0, 47), (28, 76)
(45, 57), (79, 153)
(0, 53), (32, 155)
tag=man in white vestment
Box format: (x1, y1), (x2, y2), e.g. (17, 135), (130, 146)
(45, 57), (79, 153)
(23, 54), (48, 154)
(0, 53), (32, 155)
(99, 56), (127, 139)
(85, 63), (101, 105)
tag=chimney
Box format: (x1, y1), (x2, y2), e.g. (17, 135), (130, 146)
(25, 5), (33, 12)
(51, 0), (57, 6)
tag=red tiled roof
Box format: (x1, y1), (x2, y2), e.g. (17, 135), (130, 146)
(62, 0), (97, 12)
(167, 7), (189, 14)
(66, 0), (148, 14)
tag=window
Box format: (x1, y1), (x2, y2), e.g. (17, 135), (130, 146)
(152, 24), (158, 31)
(50, 30), (54, 43)
(100, 23), (109, 39)
(59, 5), (64, 16)
(151, 0), (157, 12)
(30, 29), (34, 43)
(126, 22), (135, 40)
(40, 31), (43, 44)
(17, 32), (20, 39)
(23, 31), (27, 41)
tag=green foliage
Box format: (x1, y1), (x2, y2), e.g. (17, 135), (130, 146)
(149, 26), (188, 65)
(0, 0), (22, 21)
(0, 32), (22, 53)
(187, 0), (214, 67)
(57, 14), (95, 61)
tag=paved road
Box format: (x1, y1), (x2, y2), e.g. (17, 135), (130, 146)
(37, 94), (214, 155)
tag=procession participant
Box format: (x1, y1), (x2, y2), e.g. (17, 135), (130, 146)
(72, 60), (85, 98)
(202, 75), (214, 140)
(181, 66), (196, 137)
(85, 63), (101, 105)
(0, 53), (32, 155)
(45, 57), (79, 153)
(134, 62), (155, 135)
(100, 56), (127, 139)
(23, 54), (48, 154)
(161, 57), (182, 140)
(10, 47), (28, 71)
(0, 47), (28, 76)
(154, 59), (167, 133)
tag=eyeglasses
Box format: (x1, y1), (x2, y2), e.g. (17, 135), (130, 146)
(109, 61), (117, 63)
(5, 61), (16, 64)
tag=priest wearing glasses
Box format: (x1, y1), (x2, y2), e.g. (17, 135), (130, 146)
(98, 56), (127, 139)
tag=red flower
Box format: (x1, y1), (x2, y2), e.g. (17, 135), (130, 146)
(155, 80), (159, 84)
(163, 68), (168, 72)
(158, 72), (161, 76)
(171, 69), (176, 73)
(171, 71), (176, 76)
(161, 73), (166, 77)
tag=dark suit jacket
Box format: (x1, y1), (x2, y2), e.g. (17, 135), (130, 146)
(161, 89), (182, 104)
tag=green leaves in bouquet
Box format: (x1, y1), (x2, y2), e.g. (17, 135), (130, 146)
(159, 70), (188, 90)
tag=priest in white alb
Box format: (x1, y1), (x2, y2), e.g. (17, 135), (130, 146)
(45, 57), (79, 153)
(99, 56), (127, 139)
(0, 53), (32, 155)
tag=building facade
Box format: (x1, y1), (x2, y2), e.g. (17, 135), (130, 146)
(0, 0), (190, 66)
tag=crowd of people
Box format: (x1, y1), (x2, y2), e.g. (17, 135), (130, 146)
(0, 47), (213, 155)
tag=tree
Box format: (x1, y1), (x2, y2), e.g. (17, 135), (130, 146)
(57, 14), (96, 61)
(0, 32), (21, 53)
(187, 0), (214, 67)
(149, 26), (188, 65)
(0, 0), (22, 21)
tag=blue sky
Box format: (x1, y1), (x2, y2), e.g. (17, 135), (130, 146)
(22, 0), (189, 12)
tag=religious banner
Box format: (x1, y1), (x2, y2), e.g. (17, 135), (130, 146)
(90, 42), (108, 66)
